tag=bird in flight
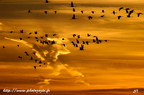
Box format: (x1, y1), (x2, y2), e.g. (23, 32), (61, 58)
(137, 13), (143, 17)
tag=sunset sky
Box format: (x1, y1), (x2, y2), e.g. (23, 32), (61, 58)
(0, 0), (144, 94)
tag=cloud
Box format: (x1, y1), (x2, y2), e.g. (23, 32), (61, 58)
(5, 36), (89, 88)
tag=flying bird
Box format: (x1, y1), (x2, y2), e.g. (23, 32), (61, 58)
(39, 61), (42, 64)
(129, 10), (134, 14)
(71, 2), (74, 7)
(45, 34), (48, 37)
(119, 7), (123, 11)
(137, 13), (143, 17)
(88, 16), (93, 20)
(72, 14), (76, 19)
(100, 15), (105, 17)
(81, 10), (84, 14)
(54, 11), (57, 14)
(73, 8), (75, 12)
(118, 16), (122, 20)
(18, 56), (22, 59)
(127, 14), (131, 18)
(77, 35), (80, 38)
(17, 45), (20, 47)
(87, 34), (91, 37)
(20, 30), (24, 33)
(34, 66), (37, 69)
(80, 45), (84, 50)
(30, 57), (33, 60)
(24, 52), (29, 56)
(44, 11), (48, 14)
(62, 44), (66, 47)
(45, 0), (49, 3)
(35, 37), (38, 39)
(112, 11), (116, 15)
(29, 32), (32, 35)
(10, 31), (13, 33)
(28, 10), (31, 13)
(53, 34), (56, 36)
(91, 11), (95, 14)
(2, 46), (5, 48)
(102, 10), (105, 13)
(86, 41), (89, 45)
(34, 31), (38, 34)
(27, 37), (31, 38)
(72, 34), (76, 37)
(125, 8), (130, 13)
(19, 37), (23, 40)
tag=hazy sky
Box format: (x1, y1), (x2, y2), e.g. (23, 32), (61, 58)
(0, 0), (144, 92)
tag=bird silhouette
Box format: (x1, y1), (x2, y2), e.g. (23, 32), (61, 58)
(28, 10), (31, 13)
(18, 56), (22, 59)
(129, 10), (134, 14)
(137, 13), (142, 17)
(72, 14), (76, 19)
(125, 8), (130, 13)
(71, 2), (74, 7)
(45, 0), (49, 3)
(102, 10), (105, 13)
(40, 36), (44, 39)
(93, 39), (96, 42)
(45, 34), (48, 37)
(81, 10), (84, 14)
(33, 52), (36, 55)
(30, 57), (33, 60)
(35, 37), (38, 39)
(10, 31), (13, 33)
(20, 30), (24, 33)
(112, 11), (116, 15)
(54, 11), (57, 14)
(17, 45), (20, 47)
(87, 34), (91, 37)
(100, 15), (104, 17)
(51, 40), (56, 44)
(34, 31), (38, 34)
(62, 44), (66, 47)
(39, 61), (42, 64)
(73, 8), (75, 12)
(53, 34), (56, 36)
(34, 66), (37, 69)
(77, 35), (80, 38)
(88, 16), (93, 20)
(44, 11), (48, 14)
(118, 16), (122, 20)
(19, 37), (23, 40)
(80, 45), (84, 50)
(82, 41), (85, 44)
(29, 32), (32, 35)
(76, 39), (79, 43)
(127, 14), (131, 18)
(75, 44), (78, 47)
(86, 41), (89, 45)
(72, 34), (76, 37)
(24, 52), (29, 56)
(35, 59), (38, 62)
(91, 11), (95, 14)
(119, 7), (123, 11)
(2, 46), (5, 48)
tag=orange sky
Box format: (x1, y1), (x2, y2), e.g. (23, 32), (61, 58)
(0, 0), (144, 92)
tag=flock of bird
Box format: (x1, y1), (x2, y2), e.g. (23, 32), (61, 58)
(26, 1), (143, 20)
(2, 29), (108, 69)
(1, 1), (143, 70)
